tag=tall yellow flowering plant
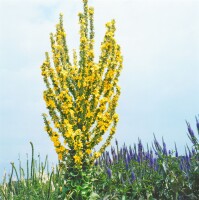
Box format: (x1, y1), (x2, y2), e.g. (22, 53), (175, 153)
(41, 0), (122, 173)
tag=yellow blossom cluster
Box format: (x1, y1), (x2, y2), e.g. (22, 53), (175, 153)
(40, 0), (123, 168)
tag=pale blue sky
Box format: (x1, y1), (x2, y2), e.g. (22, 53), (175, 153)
(0, 0), (199, 176)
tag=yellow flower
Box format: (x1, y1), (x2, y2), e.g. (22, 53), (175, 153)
(79, 151), (83, 158)
(48, 100), (56, 108)
(74, 141), (83, 150)
(86, 149), (92, 155)
(78, 81), (81, 88)
(94, 152), (101, 158)
(100, 125), (106, 132)
(80, 36), (87, 43)
(44, 126), (48, 131)
(54, 140), (60, 147)
(73, 155), (81, 164)
(69, 110), (74, 117)
(88, 7), (94, 15)
(60, 146), (65, 152)
(97, 136), (103, 143)
(113, 113), (119, 122)
(75, 129), (81, 135)
(58, 153), (62, 160)
(64, 131), (72, 138)
(82, 126), (86, 131)
(54, 122), (60, 128)
(110, 127), (116, 135)
(65, 149), (69, 154)
(86, 111), (92, 118)
(51, 136), (58, 142)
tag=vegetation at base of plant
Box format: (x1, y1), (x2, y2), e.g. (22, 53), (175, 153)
(1, 117), (199, 199)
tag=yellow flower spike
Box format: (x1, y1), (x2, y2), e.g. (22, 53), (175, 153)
(41, 0), (123, 169)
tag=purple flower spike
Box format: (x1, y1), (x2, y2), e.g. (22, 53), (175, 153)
(115, 139), (118, 146)
(115, 155), (118, 163)
(146, 152), (149, 161)
(155, 160), (159, 171)
(127, 153), (131, 163)
(129, 146), (133, 157)
(185, 149), (189, 164)
(149, 157), (154, 168)
(99, 160), (102, 167)
(196, 116), (199, 133)
(186, 146), (192, 159)
(179, 162), (183, 171)
(109, 157), (112, 165)
(107, 167), (112, 178)
(192, 148), (195, 155)
(150, 149), (153, 156)
(138, 138), (143, 153)
(134, 143), (137, 152)
(111, 146), (114, 154)
(119, 149), (123, 160)
(137, 154), (141, 163)
(162, 138), (168, 156)
(186, 121), (195, 138)
(123, 147), (127, 154)
(175, 143), (178, 157)
(94, 160), (98, 166)
(131, 171), (136, 182)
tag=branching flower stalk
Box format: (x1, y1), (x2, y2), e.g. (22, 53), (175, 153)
(40, 0), (123, 173)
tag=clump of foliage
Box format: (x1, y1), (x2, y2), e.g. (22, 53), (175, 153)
(92, 117), (199, 199)
(1, 117), (199, 199)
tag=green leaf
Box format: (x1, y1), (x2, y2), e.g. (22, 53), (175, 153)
(89, 192), (100, 200)
(162, 161), (167, 172)
(122, 195), (126, 200)
(102, 195), (110, 200)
